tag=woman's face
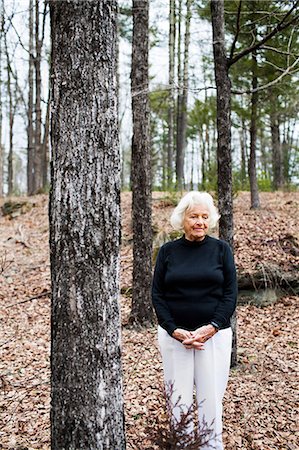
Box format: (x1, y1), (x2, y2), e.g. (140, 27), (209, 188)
(183, 204), (210, 241)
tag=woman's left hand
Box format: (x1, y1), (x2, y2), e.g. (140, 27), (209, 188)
(182, 324), (217, 348)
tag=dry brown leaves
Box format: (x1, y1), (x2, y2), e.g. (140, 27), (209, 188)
(0, 192), (298, 449)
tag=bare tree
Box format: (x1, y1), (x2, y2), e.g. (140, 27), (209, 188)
(211, 0), (299, 365)
(27, 0), (34, 195)
(176, 0), (192, 190)
(129, 0), (155, 326)
(49, 1), (125, 448)
(167, 0), (176, 189)
(4, 19), (13, 196)
(248, 3), (260, 209)
(33, 0), (47, 193)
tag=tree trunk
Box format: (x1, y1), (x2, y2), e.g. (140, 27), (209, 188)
(211, 0), (233, 247)
(270, 91), (283, 190)
(211, 0), (237, 367)
(49, 1), (125, 448)
(27, 0), (34, 195)
(249, 45), (260, 209)
(33, 0), (42, 193)
(176, 0), (191, 190)
(0, 2), (3, 197)
(4, 29), (13, 196)
(42, 82), (50, 188)
(167, 0), (175, 189)
(129, 0), (154, 326)
(240, 117), (247, 188)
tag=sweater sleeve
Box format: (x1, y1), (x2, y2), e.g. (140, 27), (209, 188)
(211, 242), (237, 328)
(151, 245), (177, 336)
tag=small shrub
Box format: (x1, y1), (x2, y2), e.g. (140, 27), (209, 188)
(146, 382), (216, 449)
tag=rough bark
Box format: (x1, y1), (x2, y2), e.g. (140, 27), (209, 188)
(176, 0), (191, 190)
(0, 2), (3, 197)
(27, 0), (34, 195)
(129, 0), (154, 326)
(167, 0), (175, 189)
(211, 0), (236, 367)
(211, 0), (233, 248)
(49, 1), (125, 448)
(249, 46), (260, 209)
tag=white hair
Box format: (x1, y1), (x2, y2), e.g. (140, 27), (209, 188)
(170, 191), (220, 231)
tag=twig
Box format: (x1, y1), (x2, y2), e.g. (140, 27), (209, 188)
(6, 290), (51, 308)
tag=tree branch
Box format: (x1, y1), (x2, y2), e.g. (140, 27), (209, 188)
(228, 1), (299, 67)
(6, 290), (51, 308)
(4, 12), (35, 60)
(232, 56), (299, 94)
(260, 44), (299, 58)
(229, 0), (242, 61)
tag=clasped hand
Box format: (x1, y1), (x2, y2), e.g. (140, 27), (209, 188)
(172, 325), (217, 350)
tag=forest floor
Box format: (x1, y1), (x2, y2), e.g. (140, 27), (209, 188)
(0, 191), (298, 450)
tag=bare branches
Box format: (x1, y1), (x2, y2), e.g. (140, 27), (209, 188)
(229, 0), (242, 61)
(232, 56), (299, 95)
(228, 0), (299, 67)
(6, 290), (51, 308)
(259, 44), (299, 58)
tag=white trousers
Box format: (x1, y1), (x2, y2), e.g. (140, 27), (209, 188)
(158, 326), (232, 450)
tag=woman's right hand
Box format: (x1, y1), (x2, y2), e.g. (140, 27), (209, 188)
(172, 328), (193, 342)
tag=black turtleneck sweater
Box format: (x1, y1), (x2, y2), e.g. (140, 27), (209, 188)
(152, 235), (237, 336)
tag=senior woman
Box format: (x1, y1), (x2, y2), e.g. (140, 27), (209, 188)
(152, 191), (237, 450)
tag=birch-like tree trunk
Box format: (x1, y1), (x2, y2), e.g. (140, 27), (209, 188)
(211, 0), (237, 367)
(129, 0), (154, 326)
(49, 1), (125, 448)
(27, 0), (34, 195)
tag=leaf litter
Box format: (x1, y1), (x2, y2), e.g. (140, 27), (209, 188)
(0, 192), (298, 449)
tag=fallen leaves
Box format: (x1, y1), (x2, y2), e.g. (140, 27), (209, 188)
(0, 192), (298, 449)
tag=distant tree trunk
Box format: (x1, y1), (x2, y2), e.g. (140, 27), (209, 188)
(176, 0), (191, 190)
(129, 0), (154, 326)
(4, 31), (13, 196)
(190, 139), (194, 190)
(259, 125), (269, 177)
(27, 0), (34, 195)
(33, 0), (42, 193)
(167, 0), (175, 189)
(270, 93), (283, 189)
(175, 0), (182, 189)
(211, 0), (237, 367)
(42, 83), (50, 188)
(240, 116), (247, 187)
(200, 127), (206, 189)
(249, 44), (260, 209)
(49, 1), (125, 448)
